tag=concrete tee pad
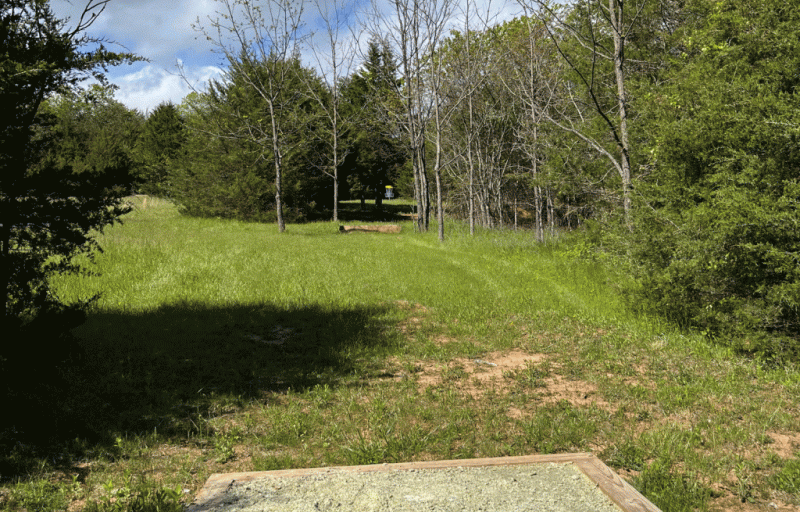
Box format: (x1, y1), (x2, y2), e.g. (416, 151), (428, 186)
(188, 454), (661, 512)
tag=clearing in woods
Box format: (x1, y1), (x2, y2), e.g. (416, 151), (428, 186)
(2, 196), (799, 512)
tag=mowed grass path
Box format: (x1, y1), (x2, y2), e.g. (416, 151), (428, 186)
(62, 197), (621, 328)
(4, 196), (800, 512)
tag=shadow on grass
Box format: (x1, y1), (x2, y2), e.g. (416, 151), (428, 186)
(309, 201), (416, 223)
(0, 301), (399, 481)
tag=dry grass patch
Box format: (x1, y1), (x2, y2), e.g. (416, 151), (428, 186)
(393, 349), (614, 415)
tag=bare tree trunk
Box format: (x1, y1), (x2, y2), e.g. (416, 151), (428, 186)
(269, 101), (285, 233)
(467, 95), (476, 236)
(496, 181), (503, 228)
(514, 196), (518, 230)
(333, 124), (339, 221)
(434, 98), (445, 242)
(610, 0), (632, 223)
(435, 166), (444, 241)
(534, 185), (543, 242)
(417, 139), (430, 232)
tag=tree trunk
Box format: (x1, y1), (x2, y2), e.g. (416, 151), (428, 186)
(434, 109), (445, 242)
(465, 21), (476, 237)
(535, 185), (543, 242)
(332, 107), (339, 222)
(468, 145), (475, 236)
(610, 0), (632, 225)
(514, 196), (518, 231)
(269, 101), (285, 233)
(417, 140), (430, 232)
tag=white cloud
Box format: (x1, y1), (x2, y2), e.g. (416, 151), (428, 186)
(110, 63), (224, 113)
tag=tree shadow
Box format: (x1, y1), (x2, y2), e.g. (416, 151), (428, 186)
(0, 301), (399, 481)
(311, 201), (416, 223)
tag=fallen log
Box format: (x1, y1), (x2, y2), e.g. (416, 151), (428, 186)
(339, 225), (402, 234)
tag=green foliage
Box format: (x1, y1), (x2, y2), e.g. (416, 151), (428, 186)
(40, 85), (144, 190)
(521, 400), (597, 454)
(340, 40), (409, 202)
(135, 102), (186, 196)
(772, 454), (800, 494)
(0, 0), (140, 332)
(170, 58), (332, 221)
(6, 474), (80, 512)
(212, 427), (242, 463)
(604, 441), (646, 472)
(84, 474), (183, 512)
(619, 0), (800, 360)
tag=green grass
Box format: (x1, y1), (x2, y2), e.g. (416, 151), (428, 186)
(2, 196), (799, 511)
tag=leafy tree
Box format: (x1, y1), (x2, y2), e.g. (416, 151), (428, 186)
(170, 92), (270, 220)
(627, 0), (800, 360)
(518, 0), (649, 224)
(1, 0), (140, 331)
(191, 0), (306, 232)
(136, 101), (186, 196)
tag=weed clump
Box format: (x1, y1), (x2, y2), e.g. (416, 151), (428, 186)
(632, 459), (712, 512)
(772, 454), (800, 495)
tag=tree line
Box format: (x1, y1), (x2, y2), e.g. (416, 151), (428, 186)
(2, 0), (798, 361)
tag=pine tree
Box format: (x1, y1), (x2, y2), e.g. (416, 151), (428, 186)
(137, 102), (186, 196)
(1, 0), (140, 332)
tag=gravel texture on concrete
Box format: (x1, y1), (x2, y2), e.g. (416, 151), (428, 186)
(199, 462), (622, 512)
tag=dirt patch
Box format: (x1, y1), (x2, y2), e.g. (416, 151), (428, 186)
(400, 350), (612, 414)
(413, 350), (542, 397)
(394, 300), (429, 312)
(765, 432), (800, 459)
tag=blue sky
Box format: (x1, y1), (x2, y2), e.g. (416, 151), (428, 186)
(51, 0), (236, 113)
(50, 0), (517, 114)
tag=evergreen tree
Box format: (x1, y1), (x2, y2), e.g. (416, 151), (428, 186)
(171, 59), (331, 222)
(40, 85), (144, 191)
(1, 0), (140, 332)
(136, 102), (186, 196)
(340, 41), (408, 209)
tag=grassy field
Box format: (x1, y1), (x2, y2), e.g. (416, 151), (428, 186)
(2, 196), (799, 512)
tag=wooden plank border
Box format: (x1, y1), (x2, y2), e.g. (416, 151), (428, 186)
(187, 453), (660, 512)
